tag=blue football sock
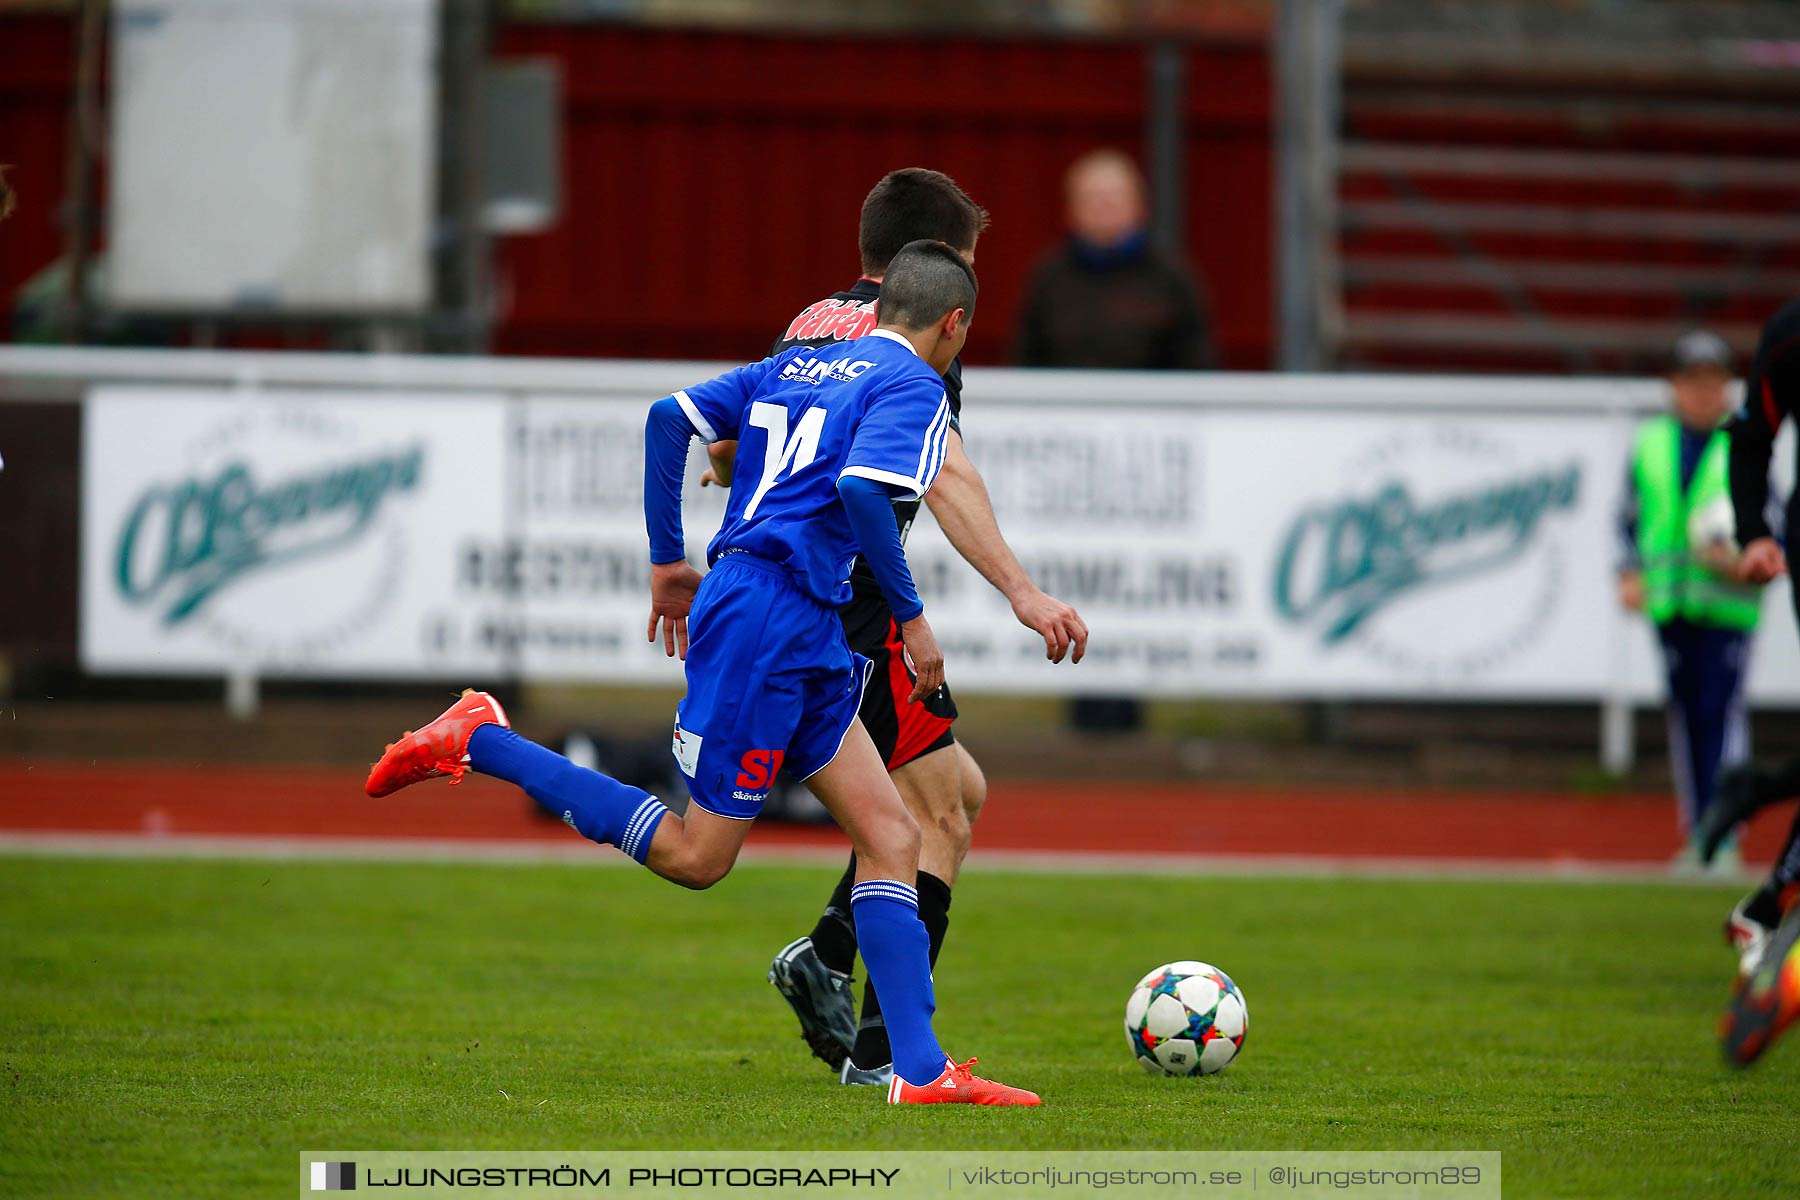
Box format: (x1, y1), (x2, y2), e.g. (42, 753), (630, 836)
(466, 725), (667, 863)
(851, 880), (945, 1086)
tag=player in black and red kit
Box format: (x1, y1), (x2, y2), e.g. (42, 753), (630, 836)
(1708, 296), (1800, 1064)
(709, 169), (1089, 1085)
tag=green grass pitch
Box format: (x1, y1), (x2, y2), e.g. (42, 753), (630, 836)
(2, 854), (1796, 1198)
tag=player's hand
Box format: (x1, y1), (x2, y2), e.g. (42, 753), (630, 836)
(1737, 537), (1788, 585)
(898, 613), (945, 705)
(647, 561), (704, 659)
(1616, 569), (1646, 613)
(700, 440), (738, 488)
(1010, 587), (1089, 664)
(1698, 542), (1741, 580)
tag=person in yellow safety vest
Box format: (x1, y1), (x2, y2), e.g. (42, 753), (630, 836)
(1619, 330), (1767, 874)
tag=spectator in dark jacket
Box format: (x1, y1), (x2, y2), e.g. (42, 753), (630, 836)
(1016, 149), (1214, 370)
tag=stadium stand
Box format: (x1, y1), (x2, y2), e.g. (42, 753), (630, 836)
(1333, 1), (1800, 373)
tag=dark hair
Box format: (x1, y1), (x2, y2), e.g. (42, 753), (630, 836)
(858, 168), (988, 276)
(0, 166), (14, 223)
(877, 240), (977, 331)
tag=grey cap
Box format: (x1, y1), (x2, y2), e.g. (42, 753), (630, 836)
(1672, 329), (1733, 373)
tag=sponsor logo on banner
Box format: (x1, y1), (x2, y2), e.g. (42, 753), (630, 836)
(106, 404), (424, 662)
(116, 446), (422, 626)
(1272, 427), (1582, 678)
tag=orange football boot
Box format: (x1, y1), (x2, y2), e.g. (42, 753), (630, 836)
(365, 689), (510, 798)
(887, 1057), (1041, 1107)
(1721, 904), (1800, 1067)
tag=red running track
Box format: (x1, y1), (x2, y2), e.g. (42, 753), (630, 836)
(0, 759), (1791, 866)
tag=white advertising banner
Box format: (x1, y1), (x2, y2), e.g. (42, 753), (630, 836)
(916, 404), (1798, 702)
(912, 410), (1622, 698)
(81, 388), (510, 677)
(437, 396), (719, 685)
(79, 378), (1800, 704)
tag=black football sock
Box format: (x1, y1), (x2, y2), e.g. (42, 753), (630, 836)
(809, 853), (860, 976)
(1743, 803), (1800, 926)
(852, 871), (952, 1069)
(1770, 802), (1800, 896)
(1762, 756), (1800, 804)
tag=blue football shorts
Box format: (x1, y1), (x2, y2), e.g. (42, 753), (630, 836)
(672, 551), (873, 820)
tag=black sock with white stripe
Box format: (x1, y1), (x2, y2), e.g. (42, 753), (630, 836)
(810, 854), (860, 976)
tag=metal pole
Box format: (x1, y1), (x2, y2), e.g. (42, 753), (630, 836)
(439, 0), (495, 355)
(1274, 0), (1343, 371)
(59, 0), (107, 344)
(1600, 692), (1635, 777)
(1146, 40), (1186, 259)
(225, 664), (261, 722)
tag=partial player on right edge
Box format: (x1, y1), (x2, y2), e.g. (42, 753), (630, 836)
(1714, 294), (1800, 1066)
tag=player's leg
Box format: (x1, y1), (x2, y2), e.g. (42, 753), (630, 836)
(801, 721), (1037, 1105)
(477, 720), (751, 888)
(1700, 755), (1800, 863)
(1765, 807), (1800, 917)
(368, 694), (749, 888)
(1681, 627), (1751, 853)
(957, 742), (989, 829)
(771, 852), (861, 1069)
(1657, 621), (1704, 859)
(1727, 800), (1800, 971)
(638, 803), (755, 890)
(367, 560), (778, 890)
(802, 725), (938, 1084)
(845, 741), (966, 1078)
(809, 724), (924, 882)
(773, 603), (935, 1069)
(897, 742), (975, 880)
(366, 692), (699, 874)
(1721, 899), (1800, 1067)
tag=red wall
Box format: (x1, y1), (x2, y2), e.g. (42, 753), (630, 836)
(0, 14), (76, 327)
(0, 16), (1273, 367)
(491, 24), (1272, 367)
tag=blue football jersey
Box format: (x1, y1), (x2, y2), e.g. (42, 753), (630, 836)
(674, 328), (953, 608)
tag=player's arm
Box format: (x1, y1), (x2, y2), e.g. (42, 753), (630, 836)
(840, 380), (964, 701)
(1729, 326), (1795, 584)
(926, 429), (1089, 664)
(642, 359), (779, 657)
(643, 397), (706, 659)
(840, 474), (942, 703)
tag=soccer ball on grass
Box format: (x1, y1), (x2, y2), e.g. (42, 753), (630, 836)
(1124, 961), (1247, 1076)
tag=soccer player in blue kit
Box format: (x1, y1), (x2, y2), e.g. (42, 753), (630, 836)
(365, 240), (1040, 1106)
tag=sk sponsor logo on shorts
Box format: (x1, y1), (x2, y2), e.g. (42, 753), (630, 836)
(732, 748), (785, 804)
(672, 719), (703, 779)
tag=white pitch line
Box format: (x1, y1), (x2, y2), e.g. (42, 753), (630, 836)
(0, 830), (1761, 887)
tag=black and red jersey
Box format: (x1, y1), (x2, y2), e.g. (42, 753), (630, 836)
(771, 277), (964, 601)
(1729, 295), (1800, 546)
(771, 277), (964, 429)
